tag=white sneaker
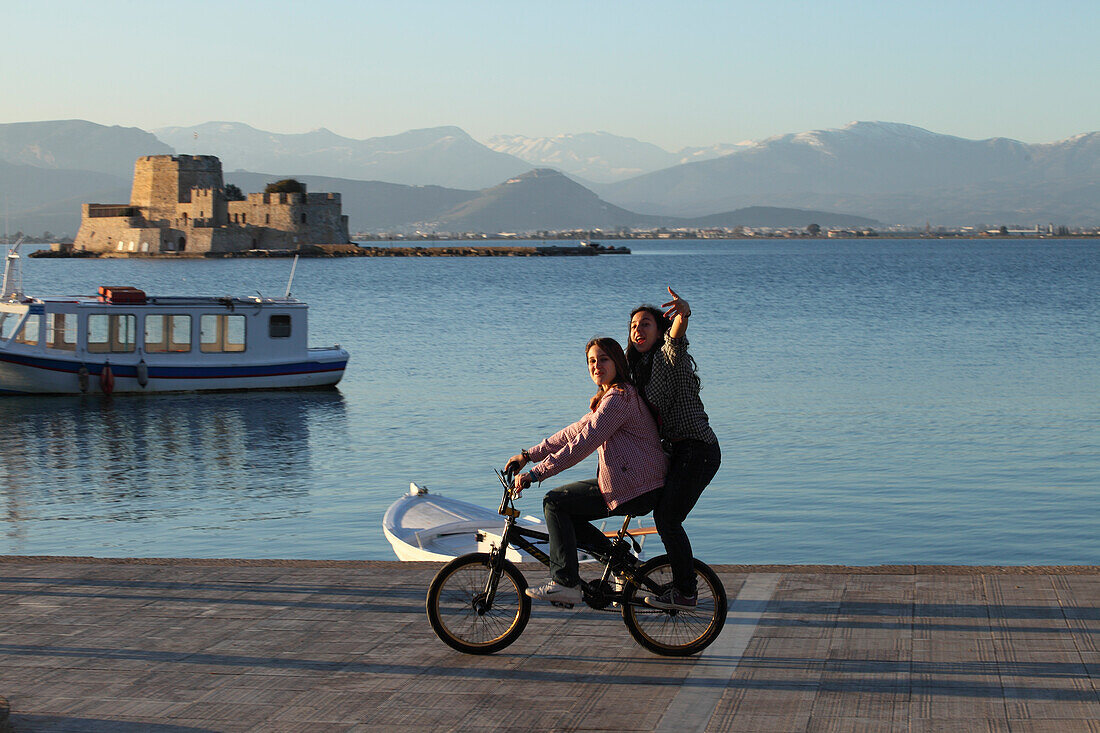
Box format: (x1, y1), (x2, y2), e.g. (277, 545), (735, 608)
(525, 579), (582, 607)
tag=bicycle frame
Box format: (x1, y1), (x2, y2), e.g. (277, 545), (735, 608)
(483, 470), (652, 609)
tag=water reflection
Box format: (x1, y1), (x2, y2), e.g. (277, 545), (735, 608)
(0, 391), (347, 554)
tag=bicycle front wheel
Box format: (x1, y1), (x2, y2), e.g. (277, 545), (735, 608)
(426, 552), (531, 655)
(622, 555), (727, 656)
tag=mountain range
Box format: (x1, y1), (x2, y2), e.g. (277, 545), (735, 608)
(0, 118), (1096, 236)
(154, 122), (529, 190)
(485, 132), (748, 184)
(595, 122), (1100, 225)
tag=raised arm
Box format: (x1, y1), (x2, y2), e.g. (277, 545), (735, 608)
(662, 286), (691, 339)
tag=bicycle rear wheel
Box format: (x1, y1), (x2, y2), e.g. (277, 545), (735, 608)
(621, 555), (727, 656)
(426, 552), (531, 655)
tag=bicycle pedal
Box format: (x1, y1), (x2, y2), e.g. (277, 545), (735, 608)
(550, 601), (575, 609)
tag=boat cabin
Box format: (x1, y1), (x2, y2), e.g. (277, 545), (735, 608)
(0, 288), (310, 360)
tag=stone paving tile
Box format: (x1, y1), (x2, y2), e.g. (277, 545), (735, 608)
(910, 720), (1011, 733)
(805, 715), (909, 732)
(909, 687), (1009, 720)
(1006, 720), (1100, 733)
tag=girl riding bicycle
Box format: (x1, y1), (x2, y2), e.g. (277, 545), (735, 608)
(505, 336), (667, 606)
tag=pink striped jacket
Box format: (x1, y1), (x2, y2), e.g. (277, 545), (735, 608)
(525, 384), (668, 511)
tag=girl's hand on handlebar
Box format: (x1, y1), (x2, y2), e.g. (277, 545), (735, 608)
(504, 453), (528, 475)
(511, 472), (532, 498)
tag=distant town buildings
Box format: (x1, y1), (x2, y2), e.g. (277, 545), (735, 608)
(72, 155), (350, 255)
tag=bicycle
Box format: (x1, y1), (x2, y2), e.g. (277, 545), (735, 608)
(425, 469), (727, 656)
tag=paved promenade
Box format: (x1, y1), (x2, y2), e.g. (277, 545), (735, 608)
(0, 558), (1097, 732)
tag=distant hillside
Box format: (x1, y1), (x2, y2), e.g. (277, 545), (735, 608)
(682, 206), (880, 229)
(0, 159), (128, 236)
(424, 169), (663, 232)
(0, 120), (171, 177)
(599, 122), (1100, 225)
(487, 131), (748, 183)
(156, 122), (532, 190)
(418, 170), (870, 233)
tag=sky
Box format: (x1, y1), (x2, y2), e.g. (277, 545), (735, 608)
(2, 0), (1098, 150)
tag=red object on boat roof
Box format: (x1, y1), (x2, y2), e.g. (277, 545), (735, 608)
(97, 286), (147, 304)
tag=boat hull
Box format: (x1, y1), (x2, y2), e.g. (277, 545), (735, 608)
(383, 486), (547, 562)
(0, 347), (347, 394)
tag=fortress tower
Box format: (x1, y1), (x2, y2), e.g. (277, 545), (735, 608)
(130, 155), (224, 223)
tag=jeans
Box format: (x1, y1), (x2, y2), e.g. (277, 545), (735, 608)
(653, 440), (721, 595)
(543, 479), (659, 587)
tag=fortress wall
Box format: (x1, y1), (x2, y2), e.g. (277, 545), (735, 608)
(74, 222), (164, 254)
(228, 192), (350, 246)
(178, 188), (228, 228)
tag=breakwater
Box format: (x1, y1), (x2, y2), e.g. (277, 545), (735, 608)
(32, 243), (631, 258)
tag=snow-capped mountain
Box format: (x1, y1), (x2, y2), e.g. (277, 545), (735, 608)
(486, 132), (750, 183)
(598, 121), (1100, 224)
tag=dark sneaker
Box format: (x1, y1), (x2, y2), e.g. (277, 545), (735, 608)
(643, 587), (697, 610)
(526, 579), (582, 607)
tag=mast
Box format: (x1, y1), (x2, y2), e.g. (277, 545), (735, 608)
(1, 237), (24, 301)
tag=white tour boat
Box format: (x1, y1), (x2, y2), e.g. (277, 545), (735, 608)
(383, 482), (656, 562)
(0, 243), (348, 394)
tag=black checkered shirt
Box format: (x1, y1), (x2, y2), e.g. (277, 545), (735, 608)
(635, 332), (718, 444)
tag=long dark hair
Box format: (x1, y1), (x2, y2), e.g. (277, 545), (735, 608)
(586, 336), (632, 411)
(625, 305), (671, 370)
(625, 304), (702, 392)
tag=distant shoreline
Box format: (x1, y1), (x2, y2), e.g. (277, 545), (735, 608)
(19, 233), (1100, 259)
(29, 242), (633, 259)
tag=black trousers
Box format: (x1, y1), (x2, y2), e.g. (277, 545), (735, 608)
(653, 439), (722, 595)
(543, 479), (658, 587)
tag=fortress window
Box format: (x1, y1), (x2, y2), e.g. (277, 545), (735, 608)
(301, 213), (307, 224)
(265, 214), (270, 224)
(241, 213), (246, 224)
(269, 314), (291, 338)
(87, 314), (137, 353)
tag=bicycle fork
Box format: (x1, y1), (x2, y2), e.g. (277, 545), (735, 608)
(479, 515), (516, 612)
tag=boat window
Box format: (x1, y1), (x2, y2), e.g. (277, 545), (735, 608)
(87, 314), (137, 353)
(46, 313), (77, 351)
(200, 314), (246, 353)
(145, 315), (192, 353)
(269, 314), (291, 338)
(0, 313), (16, 340)
(14, 314), (40, 346)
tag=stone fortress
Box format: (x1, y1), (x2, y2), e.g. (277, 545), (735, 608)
(72, 155), (350, 255)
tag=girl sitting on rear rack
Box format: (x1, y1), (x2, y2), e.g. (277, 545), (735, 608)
(505, 336), (667, 606)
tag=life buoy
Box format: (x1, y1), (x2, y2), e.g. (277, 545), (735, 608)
(100, 363), (115, 395)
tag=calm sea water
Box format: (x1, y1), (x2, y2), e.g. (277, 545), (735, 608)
(2, 239), (1097, 565)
